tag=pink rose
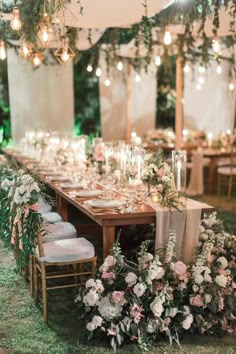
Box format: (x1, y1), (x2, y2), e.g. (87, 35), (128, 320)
(190, 295), (203, 307)
(111, 291), (126, 305)
(130, 304), (144, 322)
(102, 271), (115, 280)
(174, 261), (187, 276)
(218, 296), (224, 311)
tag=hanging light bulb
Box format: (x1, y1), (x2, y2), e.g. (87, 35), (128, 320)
(10, 6), (22, 31)
(229, 80), (235, 91)
(96, 67), (102, 77)
(196, 83), (202, 90)
(155, 54), (161, 66)
(117, 61), (123, 71)
(164, 25), (172, 45)
(198, 65), (206, 74)
(32, 53), (42, 67)
(0, 40), (6, 60)
(41, 25), (49, 44)
(87, 64), (93, 72)
(54, 37), (75, 64)
(212, 36), (220, 53)
(198, 77), (205, 84)
(183, 61), (190, 73)
(216, 64), (222, 74)
(19, 43), (32, 60)
(104, 78), (111, 87)
(135, 73), (141, 83)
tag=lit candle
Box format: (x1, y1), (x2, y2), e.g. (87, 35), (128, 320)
(176, 160), (182, 191)
(207, 132), (213, 148)
(136, 155), (143, 180)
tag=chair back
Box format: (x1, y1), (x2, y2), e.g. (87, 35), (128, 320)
(36, 229), (45, 258)
(230, 146), (236, 171)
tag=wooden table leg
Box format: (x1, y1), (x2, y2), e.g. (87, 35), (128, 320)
(56, 195), (69, 221)
(103, 226), (115, 258)
(208, 157), (217, 194)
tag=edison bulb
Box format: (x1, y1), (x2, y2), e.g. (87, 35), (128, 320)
(198, 65), (206, 74)
(164, 26), (171, 45)
(10, 7), (22, 31)
(196, 83), (202, 90)
(96, 67), (102, 77)
(184, 61), (190, 73)
(32, 54), (41, 67)
(23, 45), (30, 57)
(135, 74), (141, 83)
(212, 36), (220, 53)
(87, 64), (93, 72)
(117, 61), (123, 71)
(0, 41), (6, 60)
(61, 48), (70, 63)
(155, 55), (161, 66)
(229, 80), (235, 91)
(41, 26), (49, 43)
(198, 77), (204, 84)
(216, 64), (222, 74)
(104, 78), (111, 87)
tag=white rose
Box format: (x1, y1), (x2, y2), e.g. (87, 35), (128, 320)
(83, 289), (99, 307)
(217, 256), (228, 269)
(125, 272), (137, 287)
(169, 307), (178, 318)
(141, 253), (153, 263)
(86, 322), (96, 332)
(205, 294), (212, 304)
(150, 300), (164, 317)
(86, 278), (96, 288)
(215, 274), (228, 287)
(148, 265), (165, 280)
(92, 315), (103, 327)
(194, 274), (204, 285)
(133, 283), (146, 298)
(94, 279), (104, 293)
(182, 314), (193, 330)
(192, 284), (199, 293)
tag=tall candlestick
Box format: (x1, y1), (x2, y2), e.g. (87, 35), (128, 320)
(176, 160), (182, 191)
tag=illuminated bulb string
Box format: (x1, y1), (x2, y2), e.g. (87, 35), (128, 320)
(10, 5), (22, 31)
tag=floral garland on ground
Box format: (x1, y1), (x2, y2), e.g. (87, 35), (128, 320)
(141, 152), (179, 209)
(0, 157), (46, 269)
(75, 212), (236, 351)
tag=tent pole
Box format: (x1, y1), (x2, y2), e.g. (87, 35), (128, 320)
(175, 55), (183, 150)
(126, 64), (132, 141)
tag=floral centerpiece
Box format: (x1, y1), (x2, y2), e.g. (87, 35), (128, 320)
(76, 213), (236, 351)
(141, 152), (179, 208)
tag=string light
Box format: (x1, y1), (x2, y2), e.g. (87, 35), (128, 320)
(229, 80), (235, 91)
(196, 83), (202, 90)
(96, 67), (102, 77)
(198, 65), (206, 74)
(104, 78), (111, 87)
(87, 64), (93, 72)
(135, 73), (141, 83)
(40, 25), (50, 44)
(10, 6), (22, 31)
(164, 25), (171, 45)
(117, 61), (123, 71)
(183, 61), (190, 73)
(54, 37), (75, 64)
(19, 43), (32, 60)
(155, 54), (161, 66)
(216, 64), (222, 74)
(212, 36), (220, 53)
(0, 40), (6, 60)
(198, 77), (204, 84)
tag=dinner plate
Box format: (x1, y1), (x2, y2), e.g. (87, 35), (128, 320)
(48, 176), (71, 182)
(74, 190), (102, 198)
(61, 182), (85, 189)
(84, 199), (123, 209)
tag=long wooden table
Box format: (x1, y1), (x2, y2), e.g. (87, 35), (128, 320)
(2, 149), (214, 258)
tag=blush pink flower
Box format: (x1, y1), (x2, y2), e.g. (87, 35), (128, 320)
(174, 261), (187, 276)
(218, 269), (227, 276)
(190, 294), (204, 307)
(102, 271), (116, 280)
(95, 145), (104, 162)
(130, 304), (144, 323)
(218, 296), (224, 311)
(111, 291), (126, 305)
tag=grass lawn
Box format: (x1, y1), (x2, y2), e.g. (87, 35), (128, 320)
(0, 197), (236, 354)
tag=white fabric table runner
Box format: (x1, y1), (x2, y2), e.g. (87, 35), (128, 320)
(147, 199), (211, 264)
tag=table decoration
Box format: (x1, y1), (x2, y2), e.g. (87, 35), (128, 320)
(84, 199), (123, 209)
(75, 213), (235, 351)
(171, 150), (187, 196)
(75, 190), (103, 198)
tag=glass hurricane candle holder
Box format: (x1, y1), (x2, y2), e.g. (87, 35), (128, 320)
(172, 150), (187, 194)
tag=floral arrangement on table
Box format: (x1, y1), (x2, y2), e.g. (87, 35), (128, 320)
(141, 152), (179, 209)
(0, 158), (46, 268)
(75, 212), (236, 351)
(217, 129), (236, 149)
(145, 128), (176, 146)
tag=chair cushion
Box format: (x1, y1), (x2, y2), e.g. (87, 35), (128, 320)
(216, 158), (231, 167)
(218, 167), (236, 175)
(36, 237), (95, 263)
(38, 199), (52, 214)
(43, 222), (77, 242)
(43, 212), (63, 224)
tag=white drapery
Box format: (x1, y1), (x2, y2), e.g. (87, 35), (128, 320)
(184, 60), (236, 135)
(7, 49), (74, 143)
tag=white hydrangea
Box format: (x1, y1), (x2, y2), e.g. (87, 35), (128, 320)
(83, 289), (99, 307)
(98, 296), (122, 320)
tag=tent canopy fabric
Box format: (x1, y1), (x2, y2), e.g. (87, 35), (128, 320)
(57, 0), (172, 29)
